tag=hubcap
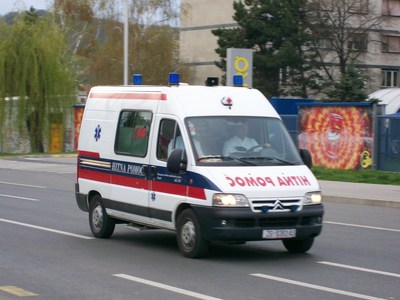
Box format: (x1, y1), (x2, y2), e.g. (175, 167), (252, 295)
(181, 220), (196, 249)
(92, 204), (103, 232)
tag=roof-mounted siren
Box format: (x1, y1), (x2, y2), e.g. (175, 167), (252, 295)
(205, 77), (219, 87)
(169, 72), (180, 86)
(132, 74), (143, 85)
(233, 75), (243, 87)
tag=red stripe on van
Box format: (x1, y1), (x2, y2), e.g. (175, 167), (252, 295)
(79, 168), (110, 183)
(78, 167), (207, 200)
(89, 92), (167, 100)
(78, 150), (100, 158)
(187, 186), (206, 200)
(111, 174), (148, 189)
(152, 181), (187, 197)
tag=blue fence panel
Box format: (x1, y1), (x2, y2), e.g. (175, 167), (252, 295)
(377, 115), (400, 172)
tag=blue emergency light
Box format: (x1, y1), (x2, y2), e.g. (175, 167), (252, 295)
(132, 74), (143, 85)
(169, 72), (180, 85)
(233, 75), (243, 87)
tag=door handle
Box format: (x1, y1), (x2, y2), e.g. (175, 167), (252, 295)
(150, 166), (157, 177)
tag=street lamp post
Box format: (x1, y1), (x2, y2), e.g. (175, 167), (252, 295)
(123, 0), (129, 85)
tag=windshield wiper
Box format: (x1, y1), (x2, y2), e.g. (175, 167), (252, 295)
(197, 155), (257, 166)
(240, 156), (296, 165)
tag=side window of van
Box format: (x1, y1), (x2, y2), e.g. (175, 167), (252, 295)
(115, 110), (152, 157)
(157, 119), (181, 161)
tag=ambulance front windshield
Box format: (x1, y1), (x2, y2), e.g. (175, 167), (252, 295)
(185, 116), (303, 166)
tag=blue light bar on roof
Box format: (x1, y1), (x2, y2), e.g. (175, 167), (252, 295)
(132, 74), (143, 85)
(233, 75), (243, 87)
(169, 72), (180, 85)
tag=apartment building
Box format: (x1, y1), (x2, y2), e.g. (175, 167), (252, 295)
(180, 0), (400, 95)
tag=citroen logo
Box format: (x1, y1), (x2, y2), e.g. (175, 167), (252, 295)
(272, 200), (284, 210)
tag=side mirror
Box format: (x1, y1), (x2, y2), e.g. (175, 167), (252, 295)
(299, 149), (312, 169)
(167, 148), (187, 173)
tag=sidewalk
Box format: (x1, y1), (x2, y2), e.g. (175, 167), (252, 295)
(319, 180), (400, 208)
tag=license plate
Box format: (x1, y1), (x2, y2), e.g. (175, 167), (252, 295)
(262, 229), (296, 239)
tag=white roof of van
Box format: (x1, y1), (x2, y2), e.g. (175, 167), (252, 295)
(368, 88), (400, 115)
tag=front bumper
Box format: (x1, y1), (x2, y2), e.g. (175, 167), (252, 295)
(192, 204), (324, 242)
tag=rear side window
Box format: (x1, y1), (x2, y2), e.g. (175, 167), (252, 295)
(115, 110), (152, 157)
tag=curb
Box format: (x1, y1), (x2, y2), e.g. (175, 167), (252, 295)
(323, 195), (400, 209)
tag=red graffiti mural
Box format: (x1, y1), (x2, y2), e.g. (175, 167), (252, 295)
(298, 106), (373, 169)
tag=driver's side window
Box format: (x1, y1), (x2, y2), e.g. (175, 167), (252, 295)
(157, 119), (183, 161)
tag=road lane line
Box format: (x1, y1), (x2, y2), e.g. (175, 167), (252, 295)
(113, 274), (223, 300)
(325, 221), (400, 233)
(0, 218), (94, 240)
(250, 273), (386, 300)
(0, 181), (46, 189)
(0, 286), (38, 296)
(318, 261), (400, 278)
(0, 194), (40, 201)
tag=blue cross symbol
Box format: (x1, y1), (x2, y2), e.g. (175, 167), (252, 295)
(94, 125), (101, 141)
(151, 192), (156, 202)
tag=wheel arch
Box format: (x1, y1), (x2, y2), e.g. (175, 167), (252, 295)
(87, 190), (101, 208)
(174, 203), (192, 228)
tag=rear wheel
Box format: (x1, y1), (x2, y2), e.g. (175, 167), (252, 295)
(89, 194), (115, 238)
(176, 209), (209, 258)
(282, 237), (314, 253)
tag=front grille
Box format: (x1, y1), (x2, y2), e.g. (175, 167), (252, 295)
(251, 197), (302, 213)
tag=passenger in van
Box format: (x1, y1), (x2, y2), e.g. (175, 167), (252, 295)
(223, 122), (259, 156)
(168, 122), (204, 157)
(167, 135), (204, 157)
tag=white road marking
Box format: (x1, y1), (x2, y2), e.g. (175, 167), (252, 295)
(318, 261), (400, 278)
(0, 218), (94, 240)
(0, 181), (46, 188)
(113, 274), (223, 300)
(250, 273), (386, 300)
(0, 194), (40, 201)
(325, 221), (400, 233)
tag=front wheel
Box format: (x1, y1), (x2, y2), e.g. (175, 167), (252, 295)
(176, 209), (209, 258)
(282, 237), (314, 253)
(89, 194), (115, 238)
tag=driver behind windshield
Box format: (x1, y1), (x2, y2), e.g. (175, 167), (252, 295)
(223, 122), (259, 156)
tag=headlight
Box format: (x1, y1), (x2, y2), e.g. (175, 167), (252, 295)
(304, 192), (322, 205)
(212, 193), (249, 207)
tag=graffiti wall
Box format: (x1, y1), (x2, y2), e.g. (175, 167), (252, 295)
(298, 104), (374, 169)
(73, 104), (85, 150)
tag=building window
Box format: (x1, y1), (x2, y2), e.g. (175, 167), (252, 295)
(349, 0), (368, 14)
(382, 0), (400, 16)
(382, 35), (400, 53)
(347, 33), (368, 52)
(318, 38), (333, 49)
(382, 69), (399, 87)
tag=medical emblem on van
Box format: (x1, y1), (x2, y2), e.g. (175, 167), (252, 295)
(94, 125), (101, 141)
(221, 96), (233, 109)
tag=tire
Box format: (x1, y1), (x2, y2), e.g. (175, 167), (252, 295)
(282, 237), (314, 253)
(89, 194), (115, 238)
(176, 209), (209, 258)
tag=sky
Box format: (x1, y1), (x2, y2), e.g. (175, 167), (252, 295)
(0, 0), (51, 15)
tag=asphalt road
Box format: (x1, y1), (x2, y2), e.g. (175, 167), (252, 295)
(0, 156), (399, 300)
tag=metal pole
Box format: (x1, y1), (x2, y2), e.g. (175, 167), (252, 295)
(123, 0), (129, 85)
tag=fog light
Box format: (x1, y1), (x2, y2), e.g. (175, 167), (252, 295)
(221, 220), (228, 226)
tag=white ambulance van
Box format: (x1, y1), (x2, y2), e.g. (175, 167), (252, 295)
(75, 74), (324, 258)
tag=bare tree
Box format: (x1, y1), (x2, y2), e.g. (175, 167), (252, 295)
(308, 0), (382, 80)
(54, 0), (180, 86)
